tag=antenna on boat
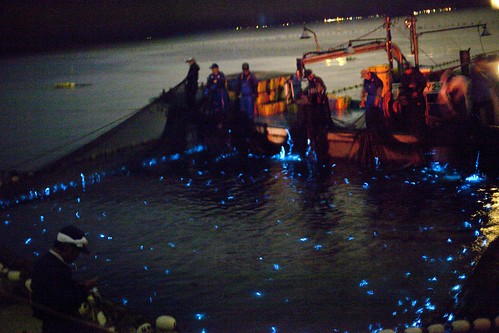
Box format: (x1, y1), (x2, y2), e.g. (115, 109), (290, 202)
(300, 27), (321, 52)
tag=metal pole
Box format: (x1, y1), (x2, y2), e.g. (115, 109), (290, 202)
(411, 16), (419, 68)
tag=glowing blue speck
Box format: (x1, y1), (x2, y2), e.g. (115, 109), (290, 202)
(195, 313), (206, 320)
(314, 244), (323, 250)
(273, 264), (280, 270)
(99, 234), (105, 238)
(359, 280), (368, 287)
(446, 256), (454, 262)
(367, 290), (374, 295)
(254, 291), (263, 297)
(25, 237), (32, 245)
(299, 237), (308, 242)
(75, 212), (80, 219)
(122, 298), (128, 305)
(451, 285), (461, 291)
(40, 216), (44, 222)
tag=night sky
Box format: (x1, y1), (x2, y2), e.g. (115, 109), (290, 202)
(0, 0), (492, 54)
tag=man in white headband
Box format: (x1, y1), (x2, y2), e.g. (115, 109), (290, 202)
(31, 225), (96, 333)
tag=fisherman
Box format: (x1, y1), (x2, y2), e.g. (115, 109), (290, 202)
(303, 69), (331, 161)
(469, 55), (495, 126)
(205, 63), (229, 127)
(305, 69), (328, 105)
(31, 225), (97, 333)
(183, 57), (200, 112)
(398, 63), (427, 132)
(235, 62), (258, 123)
(291, 69), (303, 100)
(360, 69), (383, 129)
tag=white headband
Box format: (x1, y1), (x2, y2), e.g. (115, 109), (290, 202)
(57, 232), (88, 248)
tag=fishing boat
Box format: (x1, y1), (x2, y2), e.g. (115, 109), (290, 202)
(238, 16), (499, 172)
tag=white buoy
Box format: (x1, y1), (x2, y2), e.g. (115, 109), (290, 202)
(428, 324), (445, 333)
(156, 315), (177, 331)
(427, 323), (445, 333)
(136, 323), (152, 333)
(452, 320), (471, 333)
(97, 311), (107, 326)
(25, 278), (32, 292)
(405, 327), (422, 333)
(7, 270), (20, 281)
(379, 329), (395, 333)
(472, 318), (491, 331)
(79, 302), (89, 315)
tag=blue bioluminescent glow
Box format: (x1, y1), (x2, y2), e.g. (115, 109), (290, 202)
(273, 264), (280, 270)
(195, 313), (206, 320)
(80, 173), (86, 189)
(254, 291), (264, 297)
(25, 237), (32, 244)
(359, 280), (368, 287)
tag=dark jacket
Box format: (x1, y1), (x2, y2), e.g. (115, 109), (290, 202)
(363, 72), (383, 97)
(31, 251), (88, 332)
(185, 62), (200, 92)
(235, 72), (258, 97)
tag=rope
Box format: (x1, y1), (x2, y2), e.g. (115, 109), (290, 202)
(6, 108), (140, 171)
(328, 23), (386, 51)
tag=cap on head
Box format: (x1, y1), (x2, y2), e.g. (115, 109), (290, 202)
(242, 62), (249, 70)
(304, 69), (312, 77)
(57, 225), (90, 254)
(210, 63), (219, 69)
(186, 57), (195, 63)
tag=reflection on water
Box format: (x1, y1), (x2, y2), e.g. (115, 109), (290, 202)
(1, 146), (497, 333)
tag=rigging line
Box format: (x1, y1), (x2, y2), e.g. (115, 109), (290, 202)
(329, 23), (386, 50)
(391, 24), (440, 66)
(6, 108), (141, 171)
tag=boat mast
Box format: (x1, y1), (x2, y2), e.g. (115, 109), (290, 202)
(385, 16), (394, 89)
(385, 17), (394, 74)
(406, 15), (420, 68)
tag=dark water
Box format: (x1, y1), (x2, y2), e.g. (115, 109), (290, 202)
(0, 146), (497, 333)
